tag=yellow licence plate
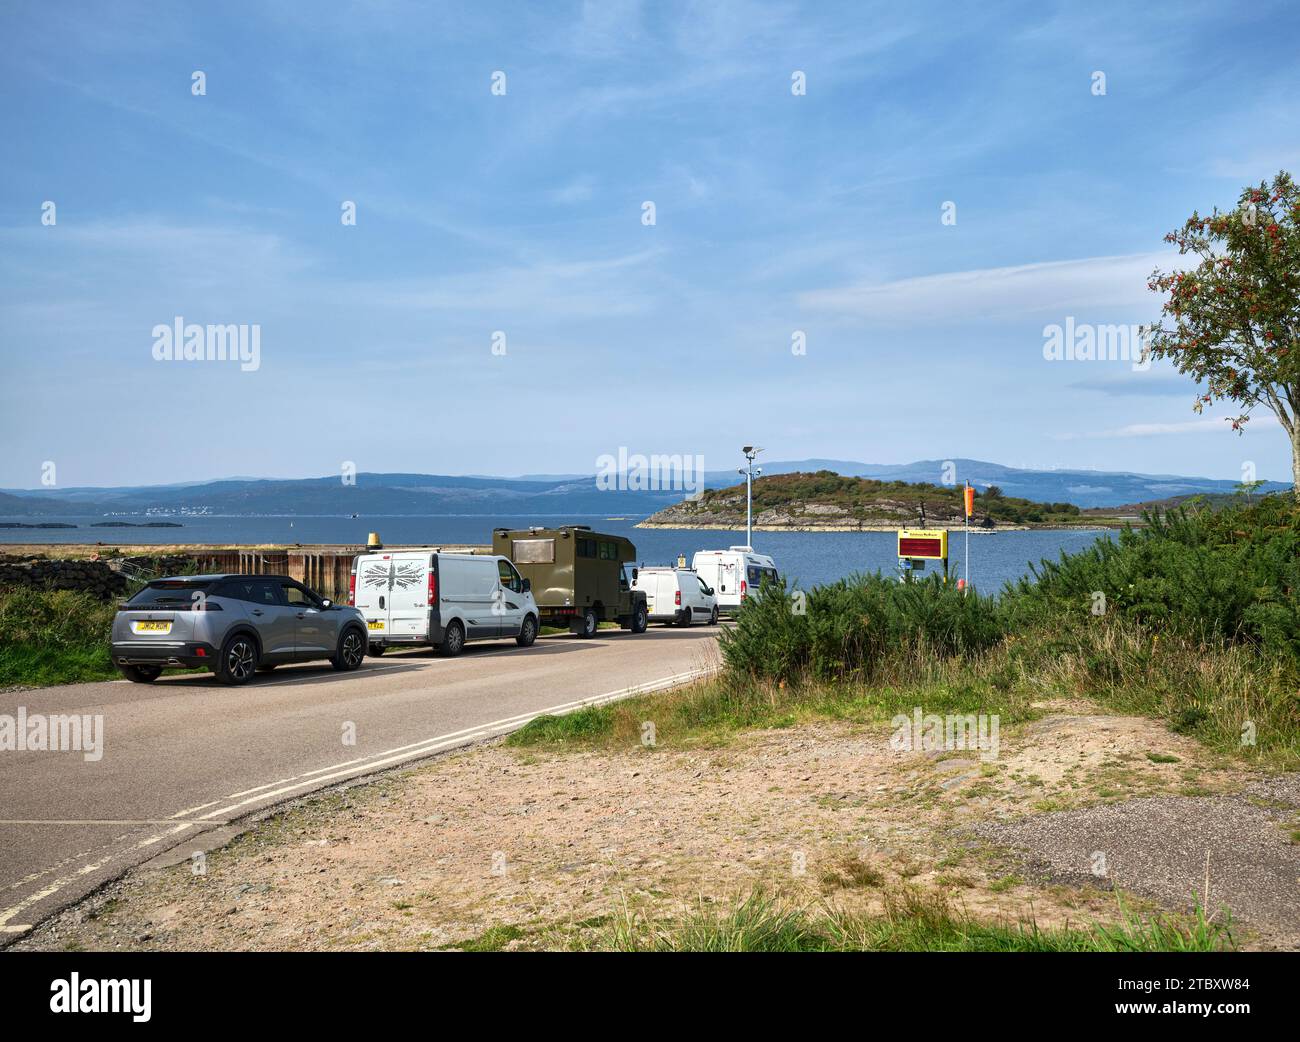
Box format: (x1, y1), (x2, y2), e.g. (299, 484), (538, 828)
(367, 620), (384, 630)
(134, 620), (171, 634)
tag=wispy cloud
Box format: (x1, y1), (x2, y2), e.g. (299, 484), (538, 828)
(799, 253), (1178, 323)
(1054, 419), (1246, 440)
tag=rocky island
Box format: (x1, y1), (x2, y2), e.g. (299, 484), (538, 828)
(638, 471), (1112, 531)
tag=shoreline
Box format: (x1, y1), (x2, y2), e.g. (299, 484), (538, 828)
(635, 521), (1129, 533)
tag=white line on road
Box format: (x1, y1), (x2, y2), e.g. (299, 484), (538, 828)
(0, 819), (231, 826)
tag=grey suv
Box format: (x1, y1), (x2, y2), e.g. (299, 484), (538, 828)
(111, 574), (369, 685)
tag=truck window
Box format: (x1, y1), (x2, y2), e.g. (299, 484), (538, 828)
(512, 538), (555, 564)
(577, 538), (596, 558)
(599, 541), (618, 560)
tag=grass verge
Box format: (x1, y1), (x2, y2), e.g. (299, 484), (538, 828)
(606, 888), (1236, 952)
(0, 587), (120, 687)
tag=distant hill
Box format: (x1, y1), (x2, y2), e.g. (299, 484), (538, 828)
(0, 459), (1289, 518)
(703, 458), (1290, 509)
(641, 471), (1095, 530)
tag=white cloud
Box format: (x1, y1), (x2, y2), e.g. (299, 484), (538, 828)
(799, 252), (1180, 323)
(1054, 418), (1242, 440)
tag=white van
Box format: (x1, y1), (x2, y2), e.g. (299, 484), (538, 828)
(633, 567), (719, 626)
(349, 549), (539, 657)
(691, 546), (780, 614)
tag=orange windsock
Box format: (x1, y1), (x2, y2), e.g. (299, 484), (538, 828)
(963, 484), (975, 517)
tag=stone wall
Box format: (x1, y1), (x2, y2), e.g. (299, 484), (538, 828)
(0, 555), (128, 599)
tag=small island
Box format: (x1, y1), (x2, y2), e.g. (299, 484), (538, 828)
(638, 471), (1117, 531)
(91, 521), (185, 528)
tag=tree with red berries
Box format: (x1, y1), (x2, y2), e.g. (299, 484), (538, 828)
(1145, 171), (1300, 499)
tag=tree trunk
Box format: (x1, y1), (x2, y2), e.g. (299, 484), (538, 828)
(1293, 424), (1300, 502)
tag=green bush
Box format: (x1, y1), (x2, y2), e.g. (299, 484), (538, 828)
(719, 573), (1004, 684)
(1007, 496), (1300, 663)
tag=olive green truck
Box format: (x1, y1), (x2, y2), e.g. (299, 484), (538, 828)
(491, 526), (648, 638)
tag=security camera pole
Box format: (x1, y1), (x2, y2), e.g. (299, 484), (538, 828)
(739, 445), (763, 548)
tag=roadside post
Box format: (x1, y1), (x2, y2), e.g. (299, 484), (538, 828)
(963, 483), (974, 592)
(897, 528), (948, 582)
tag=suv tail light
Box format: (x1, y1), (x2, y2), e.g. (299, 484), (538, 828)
(348, 573), (356, 606)
(675, 590), (681, 605)
(428, 571), (437, 607)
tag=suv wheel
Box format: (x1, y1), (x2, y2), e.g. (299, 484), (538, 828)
(439, 620), (465, 657)
(577, 608), (599, 639)
(120, 664), (162, 684)
(216, 633), (258, 685)
(516, 614), (538, 647)
(332, 627), (366, 671)
(630, 603), (648, 634)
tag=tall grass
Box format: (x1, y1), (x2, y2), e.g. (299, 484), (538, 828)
(607, 888), (1235, 952)
(0, 587), (120, 687)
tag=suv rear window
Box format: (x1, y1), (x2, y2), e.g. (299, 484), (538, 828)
(126, 580), (214, 607)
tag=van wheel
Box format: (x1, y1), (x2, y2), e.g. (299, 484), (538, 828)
(368, 643), (385, 657)
(216, 634), (258, 685)
(439, 621), (465, 657)
(630, 603), (648, 634)
(332, 627), (366, 671)
(577, 608), (599, 639)
(676, 608), (692, 628)
(119, 665), (162, 684)
(516, 614), (538, 647)
(709, 605), (719, 625)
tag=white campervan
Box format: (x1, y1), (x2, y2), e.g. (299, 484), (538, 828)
(349, 548), (539, 657)
(633, 567), (719, 626)
(691, 546), (779, 614)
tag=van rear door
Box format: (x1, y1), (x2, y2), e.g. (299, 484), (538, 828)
(387, 552), (432, 639)
(353, 553), (393, 637)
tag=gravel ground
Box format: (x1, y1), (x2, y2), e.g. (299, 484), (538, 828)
(13, 701), (1295, 951)
(973, 774), (1300, 948)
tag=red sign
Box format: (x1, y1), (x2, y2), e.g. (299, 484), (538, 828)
(899, 537), (943, 558)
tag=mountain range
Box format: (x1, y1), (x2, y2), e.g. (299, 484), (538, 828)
(0, 459), (1289, 517)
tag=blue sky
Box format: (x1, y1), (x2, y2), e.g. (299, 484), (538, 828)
(2, 0), (1299, 488)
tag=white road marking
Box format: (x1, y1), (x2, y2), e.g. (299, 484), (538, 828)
(0, 665), (713, 937)
(0, 819), (230, 826)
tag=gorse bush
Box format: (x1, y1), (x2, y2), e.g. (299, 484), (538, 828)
(723, 496), (1300, 688)
(1007, 496), (1300, 663)
(710, 497), (1300, 759)
(718, 573), (1003, 684)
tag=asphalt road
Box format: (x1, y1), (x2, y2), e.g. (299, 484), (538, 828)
(0, 626), (720, 942)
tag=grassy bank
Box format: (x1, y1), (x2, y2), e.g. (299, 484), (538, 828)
(514, 497), (1300, 764)
(0, 587), (119, 687)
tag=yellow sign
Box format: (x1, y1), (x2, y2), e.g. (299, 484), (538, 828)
(897, 528), (948, 560)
